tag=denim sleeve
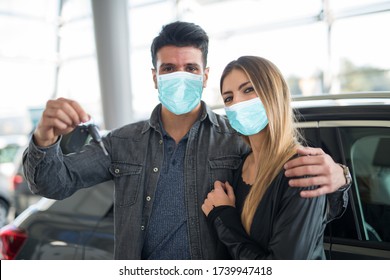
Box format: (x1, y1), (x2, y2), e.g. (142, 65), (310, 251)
(23, 135), (112, 200)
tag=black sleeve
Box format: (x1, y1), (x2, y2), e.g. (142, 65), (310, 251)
(207, 206), (264, 260)
(325, 185), (350, 222)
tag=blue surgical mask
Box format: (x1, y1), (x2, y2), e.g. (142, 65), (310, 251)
(157, 71), (204, 115)
(224, 98), (269, 136)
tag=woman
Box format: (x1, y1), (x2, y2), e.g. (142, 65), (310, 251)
(201, 56), (327, 259)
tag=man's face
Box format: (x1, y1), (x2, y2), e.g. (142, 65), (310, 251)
(152, 45), (209, 89)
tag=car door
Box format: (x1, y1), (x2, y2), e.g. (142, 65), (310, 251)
(299, 119), (390, 259)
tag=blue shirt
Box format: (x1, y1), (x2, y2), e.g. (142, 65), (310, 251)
(142, 126), (191, 259)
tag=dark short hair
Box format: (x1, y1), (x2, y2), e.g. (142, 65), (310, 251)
(150, 21), (209, 69)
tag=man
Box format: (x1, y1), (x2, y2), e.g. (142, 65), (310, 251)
(23, 21), (350, 259)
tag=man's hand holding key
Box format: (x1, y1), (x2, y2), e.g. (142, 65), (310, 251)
(33, 97), (90, 147)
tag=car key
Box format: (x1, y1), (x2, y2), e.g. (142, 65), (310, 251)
(87, 123), (109, 156)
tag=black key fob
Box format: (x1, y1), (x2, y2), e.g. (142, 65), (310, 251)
(60, 125), (89, 154)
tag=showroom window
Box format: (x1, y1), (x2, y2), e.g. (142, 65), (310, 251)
(1, 0), (389, 122)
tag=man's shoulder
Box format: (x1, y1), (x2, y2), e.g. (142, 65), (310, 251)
(109, 120), (150, 139)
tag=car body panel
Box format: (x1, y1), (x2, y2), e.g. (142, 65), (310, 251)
(10, 180), (114, 259)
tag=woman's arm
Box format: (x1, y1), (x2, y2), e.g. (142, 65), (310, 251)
(206, 180), (327, 259)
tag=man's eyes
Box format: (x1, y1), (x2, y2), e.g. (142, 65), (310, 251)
(160, 66), (198, 73)
(186, 66), (198, 72)
(161, 66), (175, 72)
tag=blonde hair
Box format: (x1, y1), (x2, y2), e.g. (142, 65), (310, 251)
(220, 56), (303, 233)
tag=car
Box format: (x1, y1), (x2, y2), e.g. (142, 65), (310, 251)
(293, 92), (390, 259)
(1, 92), (390, 260)
(0, 138), (28, 228)
(10, 147), (42, 217)
(0, 125), (114, 260)
(0, 136), (27, 177)
(0, 107), (33, 227)
(0, 180), (114, 260)
(0, 173), (12, 228)
(0, 106), (32, 177)
(8, 123), (102, 217)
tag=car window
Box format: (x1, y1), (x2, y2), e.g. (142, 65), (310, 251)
(351, 135), (390, 242)
(328, 125), (390, 258)
(300, 122), (390, 259)
(0, 145), (20, 164)
(318, 125), (390, 242)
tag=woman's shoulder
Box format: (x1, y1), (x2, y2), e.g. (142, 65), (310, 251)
(271, 153), (323, 198)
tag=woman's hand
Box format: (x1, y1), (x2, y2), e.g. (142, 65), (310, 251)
(201, 180), (236, 217)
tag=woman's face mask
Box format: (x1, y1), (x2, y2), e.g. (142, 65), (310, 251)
(224, 97), (269, 136)
(157, 71), (204, 115)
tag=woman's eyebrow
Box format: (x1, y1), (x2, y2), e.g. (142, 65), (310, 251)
(238, 81), (251, 91)
(221, 81), (251, 96)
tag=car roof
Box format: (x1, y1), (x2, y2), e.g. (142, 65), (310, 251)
(292, 92), (390, 109)
(292, 92), (390, 123)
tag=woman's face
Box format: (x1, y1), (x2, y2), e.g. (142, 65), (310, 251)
(221, 69), (258, 106)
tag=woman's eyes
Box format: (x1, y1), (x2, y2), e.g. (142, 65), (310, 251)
(223, 96), (233, 103)
(223, 86), (255, 103)
(244, 86), (254, 94)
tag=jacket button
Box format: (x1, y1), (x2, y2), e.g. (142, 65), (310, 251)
(146, 196), (151, 201)
(114, 168), (120, 174)
(141, 226), (145, 231)
(153, 167), (158, 173)
(159, 140), (163, 144)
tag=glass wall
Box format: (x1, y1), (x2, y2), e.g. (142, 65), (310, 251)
(0, 0), (389, 122)
(0, 0), (57, 116)
(126, 0), (390, 112)
(57, 0), (102, 124)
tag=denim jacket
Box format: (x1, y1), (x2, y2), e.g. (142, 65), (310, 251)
(23, 102), (250, 259)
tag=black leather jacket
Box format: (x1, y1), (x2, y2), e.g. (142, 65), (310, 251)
(207, 166), (328, 259)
